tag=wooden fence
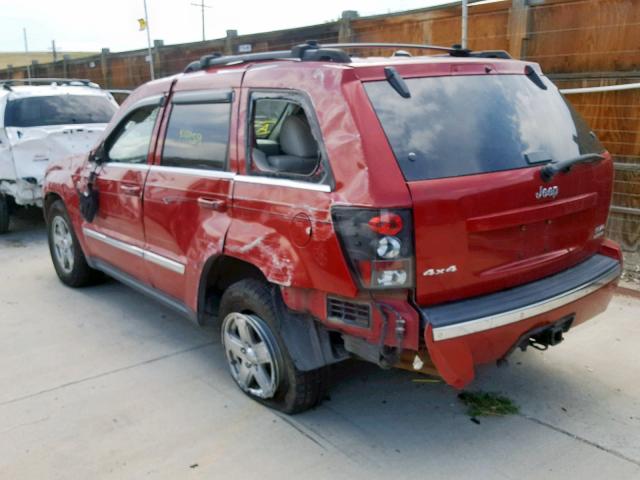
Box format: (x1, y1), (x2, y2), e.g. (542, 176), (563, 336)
(1, 0), (638, 279)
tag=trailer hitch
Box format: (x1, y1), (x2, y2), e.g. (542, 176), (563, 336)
(499, 315), (575, 365)
(528, 325), (564, 351)
(520, 315), (574, 352)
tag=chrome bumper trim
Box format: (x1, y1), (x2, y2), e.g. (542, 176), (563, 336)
(431, 264), (620, 341)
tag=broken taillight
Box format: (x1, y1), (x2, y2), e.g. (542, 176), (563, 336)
(332, 207), (414, 289)
(368, 212), (403, 236)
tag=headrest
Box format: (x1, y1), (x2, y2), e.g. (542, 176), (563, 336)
(279, 115), (318, 158)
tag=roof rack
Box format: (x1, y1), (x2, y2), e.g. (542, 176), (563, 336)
(0, 78), (100, 89)
(183, 40), (511, 72)
(324, 42), (462, 54)
(324, 43), (512, 59)
(186, 41), (351, 71)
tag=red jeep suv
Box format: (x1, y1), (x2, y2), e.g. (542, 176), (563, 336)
(44, 42), (622, 413)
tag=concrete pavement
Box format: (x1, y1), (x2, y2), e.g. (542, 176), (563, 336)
(1, 209), (639, 479)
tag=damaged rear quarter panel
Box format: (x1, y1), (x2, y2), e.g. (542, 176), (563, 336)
(226, 184), (356, 296)
(227, 65), (413, 298)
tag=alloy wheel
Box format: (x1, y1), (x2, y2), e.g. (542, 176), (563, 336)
(51, 216), (75, 274)
(222, 312), (280, 399)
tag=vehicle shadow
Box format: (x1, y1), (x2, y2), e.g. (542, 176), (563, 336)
(0, 207), (46, 247)
(279, 355), (631, 474)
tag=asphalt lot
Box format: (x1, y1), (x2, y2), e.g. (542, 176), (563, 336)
(1, 209), (639, 480)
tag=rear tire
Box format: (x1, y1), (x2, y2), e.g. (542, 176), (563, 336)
(47, 200), (99, 287)
(0, 194), (10, 234)
(219, 279), (329, 414)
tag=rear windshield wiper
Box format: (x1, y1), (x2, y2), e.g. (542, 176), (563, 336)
(540, 153), (605, 182)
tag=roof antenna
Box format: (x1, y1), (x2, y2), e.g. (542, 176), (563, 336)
(384, 66), (411, 98)
(524, 65), (547, 90)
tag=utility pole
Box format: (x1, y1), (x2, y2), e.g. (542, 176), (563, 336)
(461, 0), (469, 49)
(51, 40), (58, 62)
(190, 1), (212, 42)
(23, 27), (31, 83)
(143, 0), (155, 80)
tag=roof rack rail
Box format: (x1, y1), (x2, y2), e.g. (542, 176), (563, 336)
(0, 78), (100, 88)
(184, 40), (511, 72)
(453, 48), (512, 59)
(186, 40), (352, 72)
(324, 43), (511, 59)
(323, 42), (463, 54)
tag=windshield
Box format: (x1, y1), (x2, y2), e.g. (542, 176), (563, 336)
(5, 94), (116, 127)
(364, 74), (603, 181)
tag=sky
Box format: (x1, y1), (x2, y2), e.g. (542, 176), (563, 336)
(0, 0), (455, 53)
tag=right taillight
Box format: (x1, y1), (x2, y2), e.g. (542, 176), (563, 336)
(332, 207), (414, 289)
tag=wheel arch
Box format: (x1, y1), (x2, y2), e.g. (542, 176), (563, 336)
(197, 254), (267, 324)
(43, 192), (64, 221)
(197, 255), (347, 372)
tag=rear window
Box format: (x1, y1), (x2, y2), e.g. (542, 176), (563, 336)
(5, 94), (116, 127)
(364, 75), (602, 181)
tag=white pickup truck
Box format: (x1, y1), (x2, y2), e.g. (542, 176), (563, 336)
(0, 79), (118, 233)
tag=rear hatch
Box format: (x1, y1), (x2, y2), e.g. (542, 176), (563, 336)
(4, 93), (116, 181)
(364, 71), (613, 305)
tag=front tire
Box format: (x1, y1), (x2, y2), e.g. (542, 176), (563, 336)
(47, 200), (98, 287)
(219, 279), (329, 414)
(0, 194), (10, 234)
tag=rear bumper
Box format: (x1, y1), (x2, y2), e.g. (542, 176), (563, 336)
(420, 254), (621, 388)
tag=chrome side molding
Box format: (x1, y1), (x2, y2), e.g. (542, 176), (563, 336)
(83, 228), (185, 275)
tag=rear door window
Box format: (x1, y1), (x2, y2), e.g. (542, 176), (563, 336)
(161, 102), (230, 171)
(364, 75), (603, 181)
(5, 95), (116, 127)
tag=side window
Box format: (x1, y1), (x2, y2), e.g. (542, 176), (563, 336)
(248, 95), (326, 182)
(107, 105), (159, 164)
(161, 103), (230, 171)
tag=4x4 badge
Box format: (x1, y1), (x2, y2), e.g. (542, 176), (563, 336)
(423, 265), (457, 276)
(536, 185), (559, 199)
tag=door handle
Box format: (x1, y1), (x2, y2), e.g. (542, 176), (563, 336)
(197, 197), (227, 212)
(120, 184), (141, 196)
